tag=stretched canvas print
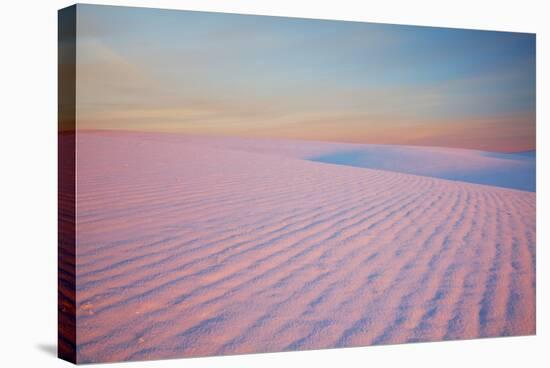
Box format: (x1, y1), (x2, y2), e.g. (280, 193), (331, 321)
(58, 4), (536, 364)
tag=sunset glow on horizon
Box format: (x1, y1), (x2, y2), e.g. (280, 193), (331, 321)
(74, 5), (536, 152)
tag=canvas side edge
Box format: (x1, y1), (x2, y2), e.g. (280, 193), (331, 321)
(58, 4), (77, 364)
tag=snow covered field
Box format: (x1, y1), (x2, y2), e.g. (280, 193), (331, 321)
(73, 131), (535, 363)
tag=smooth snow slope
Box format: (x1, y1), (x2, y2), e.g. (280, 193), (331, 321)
(309, 146), (535, 191)
(137, 133), (535, 191)
(73, 131), (535, 363)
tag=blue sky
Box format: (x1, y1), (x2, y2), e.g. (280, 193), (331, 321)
(75, 4), (536, 151)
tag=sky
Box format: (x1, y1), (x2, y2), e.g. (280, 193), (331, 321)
(74, 4), (536, 152)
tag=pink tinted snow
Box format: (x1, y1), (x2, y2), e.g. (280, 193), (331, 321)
(74, 131), (535, 363)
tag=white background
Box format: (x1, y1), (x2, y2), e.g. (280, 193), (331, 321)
(0, 0), (548, 366)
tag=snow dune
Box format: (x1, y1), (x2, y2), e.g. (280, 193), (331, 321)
(310, 146), (535, 192)
(152, 137), (536, 192)
(73, 131), (535, 363)
(133, 133), (535, 191)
